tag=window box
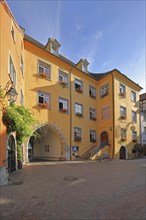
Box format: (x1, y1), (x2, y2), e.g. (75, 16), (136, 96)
(76, 112), (82, 117)
(119, 92), (125, 98)
(59, 81), (67, 87)
(90, 139), (96, 143)
(40, 72), (48, 78)
(76, 88), (83, 93)
(120, 115), (126, 119)
(132, 139), (137, 143)
(90, 94), (96, 98)
(60, 108), (68, 113)
(90, 116), (96, 120)
(121, 138), (127, 141)
(38, 103), (49, 108)
(74, 136), (81, 142)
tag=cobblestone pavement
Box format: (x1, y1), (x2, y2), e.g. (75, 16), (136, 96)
(0, 159), (146, 220)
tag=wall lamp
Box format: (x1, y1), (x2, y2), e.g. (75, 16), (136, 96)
(0, 79), (18, 111)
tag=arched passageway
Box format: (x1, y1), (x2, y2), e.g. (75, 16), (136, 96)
(27, 123), (67, 162)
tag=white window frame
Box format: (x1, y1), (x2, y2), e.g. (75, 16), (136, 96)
(20, 55), (24, 76)
(38, 60), (51, 79)
(59, 97), (68, 112)
(120, 106), (126, 118)
(9, 54), (16, 86)
(121, 128), (127, 139)
(75, 103), (83, 115)
(20, 89), (24, 105)
(131, 91), (136, 102)
(38, 91), (50, 108)
(59, 70), (68, 84)
(90, 130), (96, 142)
(51, 44), (58, 56)
(132, 111), (137, 123)
(89, 108), (96, 120)
(75, 79), (83, 92)
(132, 131), (137, 140)
(82, 63), (88, 73)
(74, 127), (81, 139)
(89, 85), (96, 98)
(100, 84), (108, 97)
(11, 23), (15, 43)
(120, 84), (126, 95)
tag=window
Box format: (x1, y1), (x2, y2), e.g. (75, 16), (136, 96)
(59, 98), (68, 113)
(38, 60), (51, 79)
(132, 111), (137, 123)
(89, 108), (96, 120)
(51, 44), (58, 55)
(90, 130), (96, 142)
(120, 84), (126, 97)
(59, 70), (68, 85)
(131, 91), (136, 102)
(9, 55), (16, 86)
(121, 128), (126, 140)
(20, 55), (24, 75)
(100, 84), (108, 97)
(132, 131), (137, 141)
(74, 127), (81, 141)
(38, 91), (50, 108)
(120, 106), (126, 118)
(75, 103), (83, 117)
(20, 89), (24, 105)
(89, 86), (96, 98)
(11, 23), (15, 42)
(75, 79), (83, 93)
(82, 63), (88, 73)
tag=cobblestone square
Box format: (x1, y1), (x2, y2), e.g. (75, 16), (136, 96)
(0, 159), (146, 220)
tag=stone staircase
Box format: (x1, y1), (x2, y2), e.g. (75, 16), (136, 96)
(79, 144), (99, 160)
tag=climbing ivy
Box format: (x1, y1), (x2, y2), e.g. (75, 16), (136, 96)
(2, 103), (37, 159)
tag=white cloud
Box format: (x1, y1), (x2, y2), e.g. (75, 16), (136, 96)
(93, 31), (102, 40)
(75, 23), (85, 31)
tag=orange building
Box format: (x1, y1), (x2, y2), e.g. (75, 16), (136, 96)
(0, 0), (142, 185)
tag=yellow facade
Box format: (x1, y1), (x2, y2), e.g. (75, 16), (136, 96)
(0, 0), (142, 173)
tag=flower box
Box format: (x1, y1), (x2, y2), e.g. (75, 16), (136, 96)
(74, 136), (81, 142)
(76, 88), (83, 93)
(119, 92), (125, 98)
(132, 139), (137, 142)
(38, 103), (49, 108)
(59, 81), (67, 86)
(121, 138), (127, 142)
(76, 112), (82, 117)
(120, 115), (126, 119)
(39, 72), (48, 78)
(90, 116), (96, 121)
(60, 108), (68, 113)
(90, 139), (96, 143)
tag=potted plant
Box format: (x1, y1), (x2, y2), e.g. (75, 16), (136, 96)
(76, 87), (82, 93)
(60, 108), (68, 113)
(76, 112), (82, 117)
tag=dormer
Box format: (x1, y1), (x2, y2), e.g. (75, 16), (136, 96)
(76, 58), (89, 73)
(45, 38), (61, 56)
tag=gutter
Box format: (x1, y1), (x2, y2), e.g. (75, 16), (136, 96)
(112, 73), (115, 158)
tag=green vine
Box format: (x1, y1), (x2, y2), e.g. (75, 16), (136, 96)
(2, 103), (37, 160)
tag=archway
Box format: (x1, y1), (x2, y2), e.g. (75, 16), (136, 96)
(100, 131), (108, 147)
(7, 135), (16, 173)
(26, 123), (67, 162)
(119, 146), (126, 159)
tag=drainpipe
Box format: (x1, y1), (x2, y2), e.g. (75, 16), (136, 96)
(112, 73), (115, 158)
(69, 66), (73, 160)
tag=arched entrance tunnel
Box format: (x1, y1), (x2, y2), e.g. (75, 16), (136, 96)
(27, 123), (67, 162)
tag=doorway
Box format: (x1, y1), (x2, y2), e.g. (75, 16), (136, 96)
(119, 146), (126, 159)
(7, 135), (16, 173)
(100, 131), (108, 147)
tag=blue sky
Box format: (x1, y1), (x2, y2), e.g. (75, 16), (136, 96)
(7, 0), (145, 93)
